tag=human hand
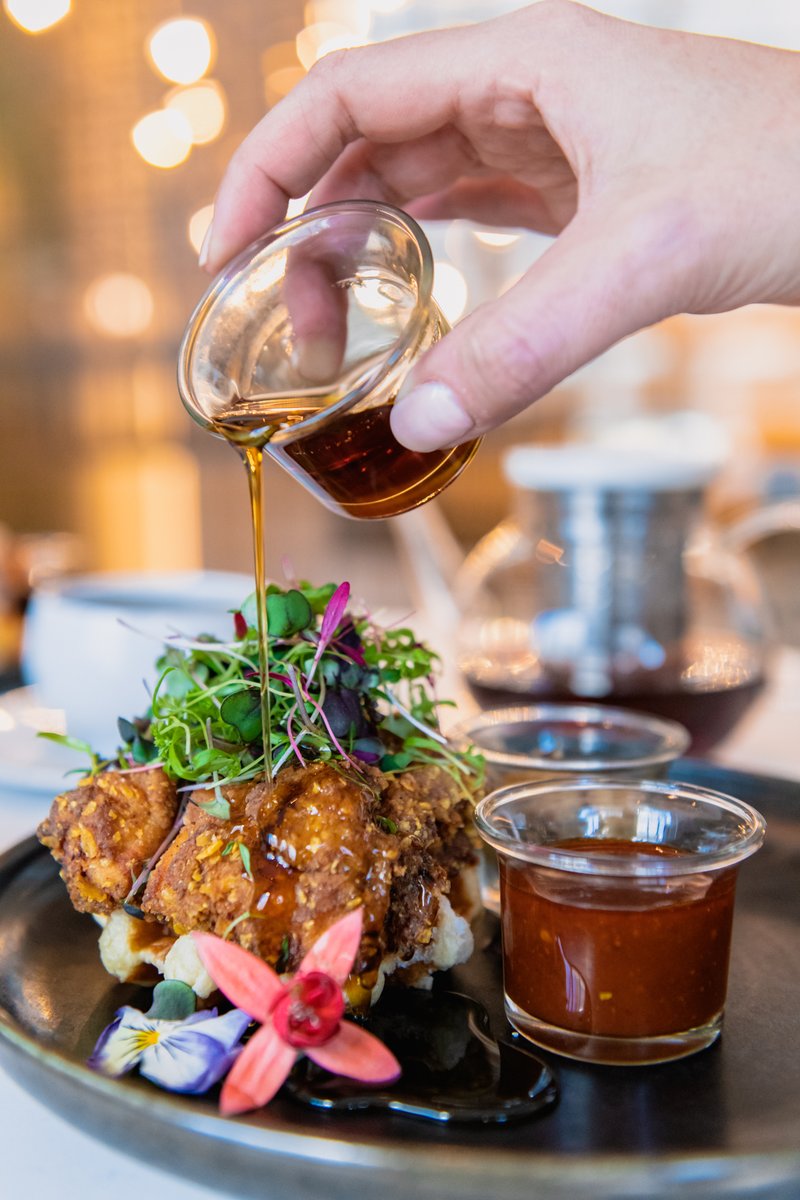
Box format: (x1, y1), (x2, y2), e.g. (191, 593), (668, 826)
(200, 1), (800, 450)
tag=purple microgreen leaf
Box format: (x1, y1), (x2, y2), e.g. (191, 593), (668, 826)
(320, 581), (350, 644)
(286, 705), (308, 768)
(305, 582), (350, 688)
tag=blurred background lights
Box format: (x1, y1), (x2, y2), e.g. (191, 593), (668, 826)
(304, 0), (371, 37)
(3, 0), (70, 34)
(473, 230), (521, 249)
(363, 0), (406, 12)
(187, 204), (214, 255)
(500, 271), (524, 296)
(433, 261), (469, 324)
(83, 273), (154, 339)
(262, 40), (306, 106)
(265, 65), (306, 104)
(165, 81), (226, 145)
(132, 109), (193, 169)
(147, 17), (214, 85)
(296, 21), (368, 70)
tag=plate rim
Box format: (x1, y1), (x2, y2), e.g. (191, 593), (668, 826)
(2, 830), (800, 1199)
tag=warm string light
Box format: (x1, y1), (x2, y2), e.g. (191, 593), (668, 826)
(187, 205), (214, 254)
(165, 81), (227, 145)
(305, 0), (370, 37)
(131, 109), (193, 169)
(3, 0), (70, 34)
(133, 20), (224, 170)
(433, 261), (469, 325)
(147, 17), (215, 85)
(473, 230), (521, 249)
(83, 274), (154, 338)
(296, 21), (369, 69)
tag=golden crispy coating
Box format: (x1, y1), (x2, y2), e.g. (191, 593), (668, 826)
(141, 761), (478, 998)
(37, 758), (480, 1003)
(37, 768), (179, 915)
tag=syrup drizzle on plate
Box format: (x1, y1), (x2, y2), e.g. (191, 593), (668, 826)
(286, 989), (558, 1124)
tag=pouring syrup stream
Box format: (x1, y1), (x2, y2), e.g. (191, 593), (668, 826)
(240, 444), (273, 785)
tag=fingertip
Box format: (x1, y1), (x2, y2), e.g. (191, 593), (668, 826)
(391, 380), (476, 452)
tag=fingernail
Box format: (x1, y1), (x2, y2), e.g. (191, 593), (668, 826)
(392, 381), (475, 452)
(198, 222), (214, 270)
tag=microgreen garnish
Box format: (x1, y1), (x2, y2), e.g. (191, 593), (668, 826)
(276, 935), (290, 974)
(238, 843), (254, 881)
(376, 815), (398, 835)
(43, 581), (484, 794)
(36, 732), (117, 777)
(195, 788), (232, 821)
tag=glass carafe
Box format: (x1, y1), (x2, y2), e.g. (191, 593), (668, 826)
(456, 445), (778, 754)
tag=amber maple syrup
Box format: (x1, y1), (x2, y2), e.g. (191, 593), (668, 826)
(212, 387), (479, 780)
(216, 395), (479, 521)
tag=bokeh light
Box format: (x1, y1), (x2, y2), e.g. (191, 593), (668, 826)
(262, 40), (306, 106)
(473, 230), (521, 248)
(131, 109), (193, 169)
(3, 0), (70, 34)
(147, 17), (214, 85)
(433, 261), (469, 324)
(296, 21), (368, 70)
(499, 271), (524, 296)
(83, 274), (154, 338)
(187, 204), (214, 254)
(264, 65), (306, 106)
(165, 81), (226, 145)
(304, 0), (370, 37)
(365, 0), (405, 12)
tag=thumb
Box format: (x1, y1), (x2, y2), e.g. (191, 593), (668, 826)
(390, 203), (682, 451)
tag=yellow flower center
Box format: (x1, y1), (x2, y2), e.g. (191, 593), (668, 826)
(132, 1029), (161, 1052)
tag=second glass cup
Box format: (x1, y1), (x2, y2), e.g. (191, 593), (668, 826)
(451, 703), (691, 909)
(178, 200), (480, 519)
(475, 778), (765, 1065)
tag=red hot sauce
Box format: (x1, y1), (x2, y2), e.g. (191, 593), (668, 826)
(500, 839), (738, 1053)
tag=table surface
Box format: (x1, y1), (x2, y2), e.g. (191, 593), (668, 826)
(1, 649), (798, 1200)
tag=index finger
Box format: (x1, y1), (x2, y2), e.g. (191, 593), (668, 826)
(203, 24), (480, 272)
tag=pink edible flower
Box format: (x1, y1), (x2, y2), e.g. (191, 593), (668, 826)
(193, 909), (401, 1116)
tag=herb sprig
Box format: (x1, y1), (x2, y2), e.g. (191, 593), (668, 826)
(44, 581), (483, 795)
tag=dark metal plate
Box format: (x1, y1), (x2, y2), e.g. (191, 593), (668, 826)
(0, 759), (798, 1199)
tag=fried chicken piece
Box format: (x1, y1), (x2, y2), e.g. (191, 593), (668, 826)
(141, 760), (479, 1003)
(37, 767), (179, 915)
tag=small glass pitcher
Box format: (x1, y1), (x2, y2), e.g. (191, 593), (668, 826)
(178, 201), (480, 519)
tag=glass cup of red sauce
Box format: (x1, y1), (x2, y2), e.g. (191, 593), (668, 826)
(475, 778), (765, 1066)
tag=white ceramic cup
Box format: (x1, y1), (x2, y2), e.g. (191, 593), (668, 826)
(22, 570), (253, 748)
